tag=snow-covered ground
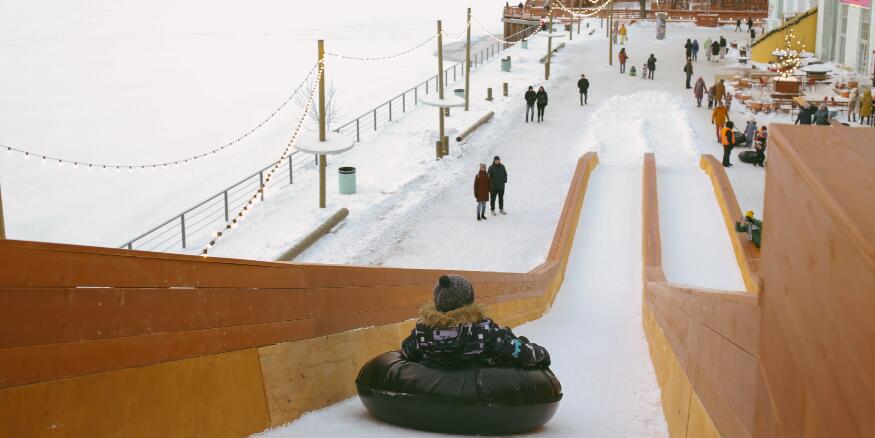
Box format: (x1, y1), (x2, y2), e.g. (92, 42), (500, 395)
(0, 0), (505, 246)
(257, 154), (669, 438)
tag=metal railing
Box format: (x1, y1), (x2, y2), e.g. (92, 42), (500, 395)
(120, 25), (538, 254)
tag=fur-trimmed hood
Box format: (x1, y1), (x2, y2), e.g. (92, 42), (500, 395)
(419, 301), (487, 328)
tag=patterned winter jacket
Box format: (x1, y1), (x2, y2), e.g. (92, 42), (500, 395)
(401, 302), (551, 368)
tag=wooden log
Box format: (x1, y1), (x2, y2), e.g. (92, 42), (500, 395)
(275, 208), (349, 261)
(456, 112), (496, 142)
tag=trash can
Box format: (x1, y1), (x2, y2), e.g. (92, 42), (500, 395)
(454, 88), (465, 98)
(521, 40), (528, 49)
(338, 167), (356, 195)
(501, 57), (511, 72)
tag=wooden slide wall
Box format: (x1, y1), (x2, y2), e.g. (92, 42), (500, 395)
(0, 154), (598, 437)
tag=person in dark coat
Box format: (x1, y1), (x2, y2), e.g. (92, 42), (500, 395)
(683, 60), (694, 89)
(684, 39), (693, 61)
(646, 54), (656, 80)
(474, 164), (491, 221)
(750, 27), (756, 40)
(735, 19), (742, 32)
(524, 86), (537, 123)
(814, 103), (831, 125)
(747, 17), (754, 32)
(577, 74), (590, 105)
(488, 156), (508, 215)
(710, 40), (721, 62)
(401, 275), (551, 367)
(719, 36), (727, 59)
(618, 47), (629, 73)
(694, 77), (706, 107)
(754, 126), (767, 167)
(692, 39), (700, 61)
(795, 104), (816, 125)
(536, 86), (548, 122)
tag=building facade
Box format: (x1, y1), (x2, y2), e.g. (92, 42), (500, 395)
(816, 0), (873, 76)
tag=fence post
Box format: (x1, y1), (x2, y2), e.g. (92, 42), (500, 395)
(259, 171), (264, 200)
(415, 86), (418, 104)
(426, 80), (429, 94)
(180, 214), (187, 249)
(288, 156), (294, 184)
(356, 119), (360, 142)
(224, 190), (229, 221)
(403, 91), (406, 113)
(127, 243), (132, 250)
(389, 100), (393, 122)
(453, 64), (457, 81)
(373, 109), (377, 131)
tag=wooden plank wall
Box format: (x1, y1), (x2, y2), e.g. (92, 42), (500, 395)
(0, 154), (598, 437)
(753, 126), (875, 438)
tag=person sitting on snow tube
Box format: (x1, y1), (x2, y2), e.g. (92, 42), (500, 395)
(356, 275), (560, 435)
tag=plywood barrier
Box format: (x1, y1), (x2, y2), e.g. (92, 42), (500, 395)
(753, 126), (875, 438)
(0, 153), (598, 436)
(642, 153), (761, 438)
(700, 155), (762, 294)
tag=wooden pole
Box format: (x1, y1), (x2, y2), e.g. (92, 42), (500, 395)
(437, 20), (445, 160)
(318, 39), (327, 208)
(545, 1), (553, 80)
(608, 1), (613, 66)
(0, 182), (5, 239)
(464, 8), (472, 112)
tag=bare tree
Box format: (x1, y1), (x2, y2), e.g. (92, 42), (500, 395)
(296, 78), (341, 132)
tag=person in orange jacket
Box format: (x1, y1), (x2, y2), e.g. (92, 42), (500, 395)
(712, 101), (730, 143)
(720, 121), (737, 167)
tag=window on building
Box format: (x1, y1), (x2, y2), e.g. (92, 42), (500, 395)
(838, 4), (848, 62)
(858, 9), (870, 73)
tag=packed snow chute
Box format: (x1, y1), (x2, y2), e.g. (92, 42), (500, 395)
(356, 351), (562, 435)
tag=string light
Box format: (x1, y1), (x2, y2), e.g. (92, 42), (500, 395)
(326, 34), (438, 61)
(201, 63), (324, 256)
(775, 27), (805, 79)
(554, 0), (614, 18)
(0, 63), (319, 171)
(440, 19), (471, 41)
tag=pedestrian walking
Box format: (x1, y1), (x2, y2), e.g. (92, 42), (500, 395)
(474, 164), (491, 221)
(578, 74), (590, 105)
(814, 103), (831, 125)
(488, 156), (508, 215)
(719, 36), (727, 59)
(750, 27), (756, 40)
(684, 39), (693, 61)
(721, 121), (737, 167)
(712, 101), (730, 143)
(744, 119), (757, 148)
(711, 39), (720, 62)
(707, 83), (716, 109)
(524, 86), (537, 123)
(712, 79), (726, 104)
(693, 77), (706, 107)
(735, 19), (742, 32)
(848, 87), (860, 122)
(860, 88), (872, 125)
(619, 23), (627, 45)
(683, 60), (693, 89)
(747, 17), (754, 32)
(646, 54), (656, 80)
(619, 47), (629, 73)
(692, 39), (700, 61)
(536, 86), (548, 122)
(795, 103), (815, 125)
(754, 126), (767, 167)
(704, 37), (713, 61)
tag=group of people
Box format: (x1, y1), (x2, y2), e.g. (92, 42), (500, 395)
(701, 36), (728, 62)
(848, 87), (874, 126)
(617, 48), (656, 80)
(714, 114), (768, 168)
(474, 156), (508, 221)
(524, 86), (549, 122)
(734, 17), (757, 38)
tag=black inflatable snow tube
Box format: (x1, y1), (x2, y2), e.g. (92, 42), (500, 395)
(738, 150), (758, 163)
(355, 351), (562, 435)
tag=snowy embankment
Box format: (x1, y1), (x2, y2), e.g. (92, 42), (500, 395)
(0, 0), (504, 247)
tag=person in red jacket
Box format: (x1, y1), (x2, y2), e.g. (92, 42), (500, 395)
(474, 164), (491, 221)
(618, 48), (629, 74)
